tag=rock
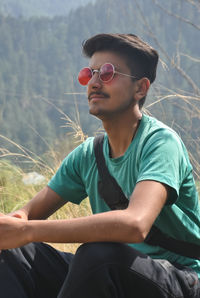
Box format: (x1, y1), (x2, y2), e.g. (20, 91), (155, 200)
(22, 172), (45, 185)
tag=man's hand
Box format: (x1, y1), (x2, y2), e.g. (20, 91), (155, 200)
(7, 209), (28, 220)
(0, 213), (30, 250)
(0, 186), (67, 250)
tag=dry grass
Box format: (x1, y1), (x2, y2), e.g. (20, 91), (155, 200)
(0, 93), (200, 253)
(0, 106), (91, 253)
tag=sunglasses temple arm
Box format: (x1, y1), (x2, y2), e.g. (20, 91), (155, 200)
(115, 71), (138, 80)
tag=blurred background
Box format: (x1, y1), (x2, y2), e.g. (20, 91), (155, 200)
(0, 1), (199, 237)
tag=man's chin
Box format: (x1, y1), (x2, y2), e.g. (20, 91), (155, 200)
(89, 108), (113, 122)
(89, 107), (105, 119)
(89, 106), (101, 116)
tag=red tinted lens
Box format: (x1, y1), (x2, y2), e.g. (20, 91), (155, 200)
(100, 63), (114, 82)
(78, 67), (92, 85)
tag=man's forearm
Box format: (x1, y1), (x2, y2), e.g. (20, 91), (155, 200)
(27, 210), (144, 245)
(0, 207), (146, 250)
(1, 181), (168, 250)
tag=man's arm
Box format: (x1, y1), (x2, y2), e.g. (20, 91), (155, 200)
(0, 180), (169, 249)
(9, 186), (67, 220)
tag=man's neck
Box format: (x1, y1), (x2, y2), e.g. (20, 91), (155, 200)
(102, 110), (142, 158)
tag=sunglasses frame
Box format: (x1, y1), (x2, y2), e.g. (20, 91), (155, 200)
(78, 63), (139, 85)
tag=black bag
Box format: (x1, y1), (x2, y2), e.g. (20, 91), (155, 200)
(94, 135), (200, 260)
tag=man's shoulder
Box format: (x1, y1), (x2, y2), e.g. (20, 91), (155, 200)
(141, 114), (182, 144)
(142, 114), (176, 132)
(67, 136), (95, 161)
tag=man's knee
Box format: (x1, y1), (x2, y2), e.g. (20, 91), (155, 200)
(77, 242), (120, 262)
(74, 242), (142, 270)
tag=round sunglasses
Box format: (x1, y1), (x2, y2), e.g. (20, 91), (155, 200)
(78, 63), (138, 85)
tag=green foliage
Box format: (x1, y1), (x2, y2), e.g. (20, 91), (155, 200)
(0, 0), (199, 176)
(0, 0), (199, 254)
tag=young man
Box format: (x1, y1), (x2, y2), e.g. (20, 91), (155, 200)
(0, 33), (199, 298)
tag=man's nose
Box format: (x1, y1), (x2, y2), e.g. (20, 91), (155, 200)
(88, 71), (102, 88)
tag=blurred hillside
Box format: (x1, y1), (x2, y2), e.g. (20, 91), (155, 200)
(0, 0), (199, 174)
(0, 0), (96, 17)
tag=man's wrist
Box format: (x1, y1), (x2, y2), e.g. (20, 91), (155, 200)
(25, 220), (36, 243)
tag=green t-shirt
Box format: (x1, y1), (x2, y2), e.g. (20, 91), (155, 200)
(48, 114), (200, 278)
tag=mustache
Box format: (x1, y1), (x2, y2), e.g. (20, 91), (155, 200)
(88, 91), (110, 100)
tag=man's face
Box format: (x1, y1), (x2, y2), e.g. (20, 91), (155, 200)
(87, 51), (138, 120)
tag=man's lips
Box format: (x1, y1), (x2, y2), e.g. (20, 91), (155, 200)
(88, 92), (109, 101)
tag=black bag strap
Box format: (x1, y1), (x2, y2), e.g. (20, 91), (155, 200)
(144, 225), (200, 259)
(94, 134), (129, 210)
(94, 134), (200, 260)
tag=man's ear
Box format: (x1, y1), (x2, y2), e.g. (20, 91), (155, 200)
(134, 78), (150, 101)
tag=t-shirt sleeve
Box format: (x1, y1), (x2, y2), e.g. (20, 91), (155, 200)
(48, 145), (88, 204)
(136, 129), (192, 204)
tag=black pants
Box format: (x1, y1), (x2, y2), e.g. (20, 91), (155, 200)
(0, 242), (199, 298)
